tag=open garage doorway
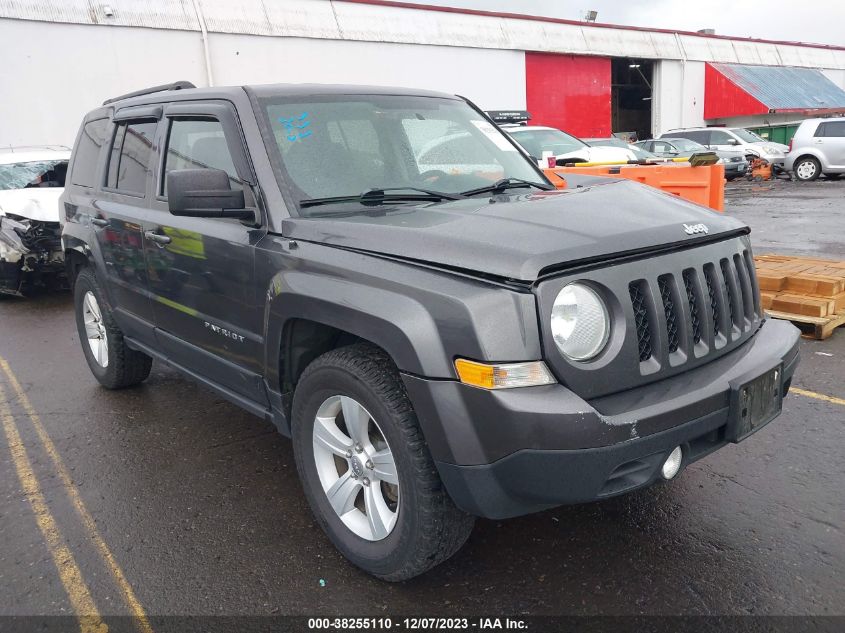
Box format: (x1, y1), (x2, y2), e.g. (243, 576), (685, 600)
(612, 58), (653, 141)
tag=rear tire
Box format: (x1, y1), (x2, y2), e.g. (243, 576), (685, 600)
(291, 343), (474, 581)
(73, 267), (152, 389)
(793, 156), (820, 181)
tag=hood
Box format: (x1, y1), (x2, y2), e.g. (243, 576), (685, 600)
(0, 188), (63, 222)
(284, 179), (746, 281)
(751, 141), (789, 154)
(715, 148), (747, 160)
(558, 146), (635, 163)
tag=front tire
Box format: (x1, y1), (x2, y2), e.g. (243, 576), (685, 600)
(74, 267), (152, 389)
(291, 343), (474, 581)
(793, 156), (821, 181)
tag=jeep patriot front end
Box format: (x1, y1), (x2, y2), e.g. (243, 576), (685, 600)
(61, 82), (800, 580)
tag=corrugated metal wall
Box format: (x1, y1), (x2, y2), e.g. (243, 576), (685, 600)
(2, 0), (845, 70)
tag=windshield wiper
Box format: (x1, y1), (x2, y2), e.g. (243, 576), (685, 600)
(299, 187), (465, 209)
(460, 178), (554, 197)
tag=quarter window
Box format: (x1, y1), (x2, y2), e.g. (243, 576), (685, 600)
(106, 120), (157, 195)
(709, 130), (734, 145)
(162, 118), (241, 195)
(71, 119), (108, 188)
(818, 121), (845, 137)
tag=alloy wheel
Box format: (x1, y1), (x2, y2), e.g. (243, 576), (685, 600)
(312, 395), (399, 541)
(82, 291), (109, 367)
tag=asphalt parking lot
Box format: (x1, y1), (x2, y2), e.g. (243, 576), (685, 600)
(1, 179), (843, 627)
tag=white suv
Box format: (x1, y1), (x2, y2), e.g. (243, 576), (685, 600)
(783, 117), (845, 181)
(659, 127), (788, 167)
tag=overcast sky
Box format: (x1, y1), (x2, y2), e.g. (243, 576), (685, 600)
(395, 0), (845, 46)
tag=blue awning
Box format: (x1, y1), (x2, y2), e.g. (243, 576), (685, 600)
(708, 63), (845, 112)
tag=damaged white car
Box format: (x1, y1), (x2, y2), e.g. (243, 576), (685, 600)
(0, 147), (69, 295)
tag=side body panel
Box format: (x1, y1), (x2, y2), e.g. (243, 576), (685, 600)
(254, 237), (543, 437)
(143, 99), (269, 405)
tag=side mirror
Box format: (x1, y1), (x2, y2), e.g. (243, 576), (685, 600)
(166, 169), (252, 219)
(726, 138), (739, 146)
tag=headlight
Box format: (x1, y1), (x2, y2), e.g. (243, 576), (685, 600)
(551, 283), (610, 361)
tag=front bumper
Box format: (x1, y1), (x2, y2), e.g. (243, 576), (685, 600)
(403, 318), (800, 519)
(725, 161), (748, 175)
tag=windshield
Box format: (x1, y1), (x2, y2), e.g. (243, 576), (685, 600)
(732, 128), (765, 143)
(507, 128), (587, 157)
(665, 138), (706, 152)
(258, 95), (547, 215)
(0, 160), (68, 191)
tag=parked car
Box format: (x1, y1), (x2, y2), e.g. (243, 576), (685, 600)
(636, 138), (748, 180)
(659, 127), (788, 167)
(62, 82), (800, 581)
(0, 146), (70, 295)
(582, 137), (657, 161)
(504, 125), (637, 164)
(783, 117), (845, 181)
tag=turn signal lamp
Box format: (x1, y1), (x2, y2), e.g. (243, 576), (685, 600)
(454, 359), (556, 390)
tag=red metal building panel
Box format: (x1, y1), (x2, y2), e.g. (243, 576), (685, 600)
(704, 62), (769, 119)
(525, 53), (611, 137)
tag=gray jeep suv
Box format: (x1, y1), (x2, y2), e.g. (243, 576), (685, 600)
(61, 82), (800, 580)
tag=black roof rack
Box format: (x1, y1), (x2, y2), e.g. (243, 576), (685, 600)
(103, 81), (197, 106)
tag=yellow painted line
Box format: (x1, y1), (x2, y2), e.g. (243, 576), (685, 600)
(0, 384), (107, 633)
(0, 358), (153, 633)
(791, 387), (845, 407)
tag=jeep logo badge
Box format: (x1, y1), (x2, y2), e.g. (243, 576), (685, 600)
(683, 223), (709, 235)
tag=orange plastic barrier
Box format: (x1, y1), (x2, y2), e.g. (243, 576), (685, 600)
(544, 163), (725, 212)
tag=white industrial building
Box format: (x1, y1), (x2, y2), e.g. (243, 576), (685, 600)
(2, 0), (845, 146)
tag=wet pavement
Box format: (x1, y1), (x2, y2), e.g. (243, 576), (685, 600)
(0, 179), (843, 623)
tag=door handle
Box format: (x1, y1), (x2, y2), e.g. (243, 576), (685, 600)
(144, 230), (172, 245)
(91, 217), (109, 227)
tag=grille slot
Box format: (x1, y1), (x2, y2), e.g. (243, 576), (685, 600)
(704, 264), (721, 338)
(734, 253), (754, 322)
(658, 275), (680, 354)
(629, 281), (653, 362)
(682, 269), (702, 345)
(742, 249), (761, 317)
(720, 259), (736, 329)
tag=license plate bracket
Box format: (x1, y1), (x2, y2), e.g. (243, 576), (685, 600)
(729, 364), (783, 442)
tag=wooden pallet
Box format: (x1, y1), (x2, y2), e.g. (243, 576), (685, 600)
(764, 309), (845, 340)
(755, 254), (845, 340)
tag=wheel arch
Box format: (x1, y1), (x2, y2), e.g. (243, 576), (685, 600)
(791, 153), (824, 180)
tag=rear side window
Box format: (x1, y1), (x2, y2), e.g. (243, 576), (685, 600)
(162, 118), (241, 195)
(71, 119), (108, 188)
(106, 120), (157, 195)
(709, 130), (734, 144)
(816, 121), (845, 137)
(668, 130), (708, 144)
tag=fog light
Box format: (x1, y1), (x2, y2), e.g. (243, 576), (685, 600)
(661, 446), (683, 480)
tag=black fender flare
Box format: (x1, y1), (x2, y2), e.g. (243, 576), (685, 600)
(262, 269), (452, 389)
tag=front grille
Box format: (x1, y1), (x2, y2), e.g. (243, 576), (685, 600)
(629, 281), (652, 362)
(539, 236), (762, 401)
(17, 220), (62, 252)
(629, 245), (759, 365)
